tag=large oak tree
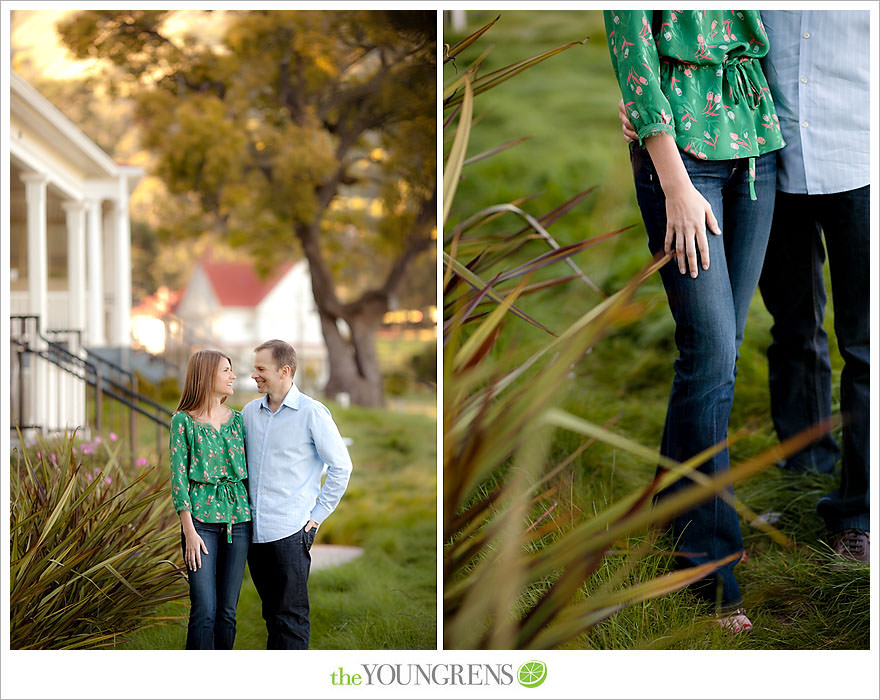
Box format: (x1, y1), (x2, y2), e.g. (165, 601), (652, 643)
(58, 9), (436, 406)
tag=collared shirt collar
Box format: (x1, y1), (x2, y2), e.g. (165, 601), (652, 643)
(260, 382), (302, 412)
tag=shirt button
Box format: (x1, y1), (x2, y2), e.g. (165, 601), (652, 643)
(800, 76), (808, 84)
(803, 32), (810, 39)
(801, 121), (809, 128)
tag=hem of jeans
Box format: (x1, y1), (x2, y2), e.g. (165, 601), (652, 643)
(826, 517), (871, 534)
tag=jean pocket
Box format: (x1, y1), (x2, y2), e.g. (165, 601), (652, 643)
(304, 526), (317, 550)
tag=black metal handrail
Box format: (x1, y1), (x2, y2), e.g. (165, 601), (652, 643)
(10, 315), (173, 460)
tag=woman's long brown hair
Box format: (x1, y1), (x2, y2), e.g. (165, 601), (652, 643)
(175, 350), (232, 415)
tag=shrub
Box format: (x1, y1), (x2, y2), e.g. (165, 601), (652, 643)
(410, 342), (437, 386)
(10, 431), (186, 649)
(384, 371), (411, 397)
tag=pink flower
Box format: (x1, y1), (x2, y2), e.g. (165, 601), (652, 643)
(36, 451), (42, 459)
(136, 458), (149, 468)
(109, 433), (118, 442)
(50, 453), (58, 463)
(94, 437), (102, 444)
(104, 477), (112, 486)
(85, 473), (94, 483)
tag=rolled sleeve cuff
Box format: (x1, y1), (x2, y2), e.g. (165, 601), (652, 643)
(636, 121), (676, 145)
(309, 463), (352, 525)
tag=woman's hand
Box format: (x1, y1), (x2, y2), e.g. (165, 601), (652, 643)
(618, 98), (638, 142)
(184, 529), (209, 571)
(178, 510), (208, 571)
(664, 182), (721, 277)
(643, 133), (721, 277)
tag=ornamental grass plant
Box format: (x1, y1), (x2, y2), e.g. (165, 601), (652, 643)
(10, 431), (186, 649)
(442, 15), (831, 650)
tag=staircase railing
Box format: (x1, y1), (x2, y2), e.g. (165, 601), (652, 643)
(10, 315), (173, 462)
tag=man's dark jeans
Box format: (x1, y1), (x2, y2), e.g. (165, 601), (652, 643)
(631, 143), (778, 609)
(182, 519), (251, 650)
(248, 524), (316, 649)
(759, 186), (870, 533)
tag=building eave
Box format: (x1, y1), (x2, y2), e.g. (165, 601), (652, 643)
(11, 71), (123, 179)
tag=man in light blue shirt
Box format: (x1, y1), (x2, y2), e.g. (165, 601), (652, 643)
(242, 339), (353, 648)
(758, 10), (869, 562)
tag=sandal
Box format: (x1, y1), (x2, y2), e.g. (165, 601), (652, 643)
(716, 608), (752, 635)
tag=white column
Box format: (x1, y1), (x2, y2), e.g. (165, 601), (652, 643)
(111, 181), (132, 348)
(21, 172), (48, 431)
(85, 198), (105, 346)
(22, 173), (48, 325)
(63, 201), (87, 429)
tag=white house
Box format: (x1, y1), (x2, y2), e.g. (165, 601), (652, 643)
(9, 72), (142, 435)
(169, 256), (328, 393)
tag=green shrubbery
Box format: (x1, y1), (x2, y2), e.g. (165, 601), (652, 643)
(10, 431), (185, 649)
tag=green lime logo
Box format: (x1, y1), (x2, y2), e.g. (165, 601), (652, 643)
(517, 660), (547, 688)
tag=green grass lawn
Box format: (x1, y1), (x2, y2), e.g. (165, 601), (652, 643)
(115, 401), (437, 650)
(445, 10), (868, 650)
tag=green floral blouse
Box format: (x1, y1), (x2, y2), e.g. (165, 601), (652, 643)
(605, 9), (785, 182)
(169, 409), (251, 542)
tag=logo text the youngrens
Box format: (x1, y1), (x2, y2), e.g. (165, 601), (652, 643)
(330, 664), (515, 687)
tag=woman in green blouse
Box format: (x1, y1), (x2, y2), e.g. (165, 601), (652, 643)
(605, 10), (786, 634)
(170, 349), (251, 649)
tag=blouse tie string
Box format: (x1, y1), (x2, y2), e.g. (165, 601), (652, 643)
(724, 59), (761, 201)
(215, 478), (237, 543)
(747, 157), (757, 202)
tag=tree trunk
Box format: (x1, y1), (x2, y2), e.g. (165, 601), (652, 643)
(319, 299), (387, 408)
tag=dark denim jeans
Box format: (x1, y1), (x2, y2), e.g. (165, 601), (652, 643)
(759, 186), (870, 533)
(248, 524), (316, 649)
(630, 143), (777, 609)
(182, 519), (251, 650)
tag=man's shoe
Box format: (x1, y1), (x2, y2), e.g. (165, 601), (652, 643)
(830, 529), (870, 563)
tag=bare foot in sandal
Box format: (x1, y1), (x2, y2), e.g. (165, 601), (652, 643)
(717, 608), (752, 635)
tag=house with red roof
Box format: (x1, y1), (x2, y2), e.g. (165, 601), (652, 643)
(169, 255), (326, 392)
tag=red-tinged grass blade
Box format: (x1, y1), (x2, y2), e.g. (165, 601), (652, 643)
(463, 136), (532, 166)
(444, 14), (501, 62)
(445, 39), (589, 107)
(443, 45), (492, 102)
(478, 187), (601, 271)
(497, 227), (633, 283)
(443, 252), (556, 337)
(443, 269), (504, 338)
(449, 202), (603, 294)
(454, 252), (670, 429)
(443, 101), (462, 130)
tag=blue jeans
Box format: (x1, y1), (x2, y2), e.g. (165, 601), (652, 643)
(759, 186), (870, 533)
(630, 143), (777, 609)
(182, 520), (251, 650)
(248, 525), (316, 649)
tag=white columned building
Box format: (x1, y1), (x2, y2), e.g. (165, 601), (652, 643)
(10, 72), (143, 436)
